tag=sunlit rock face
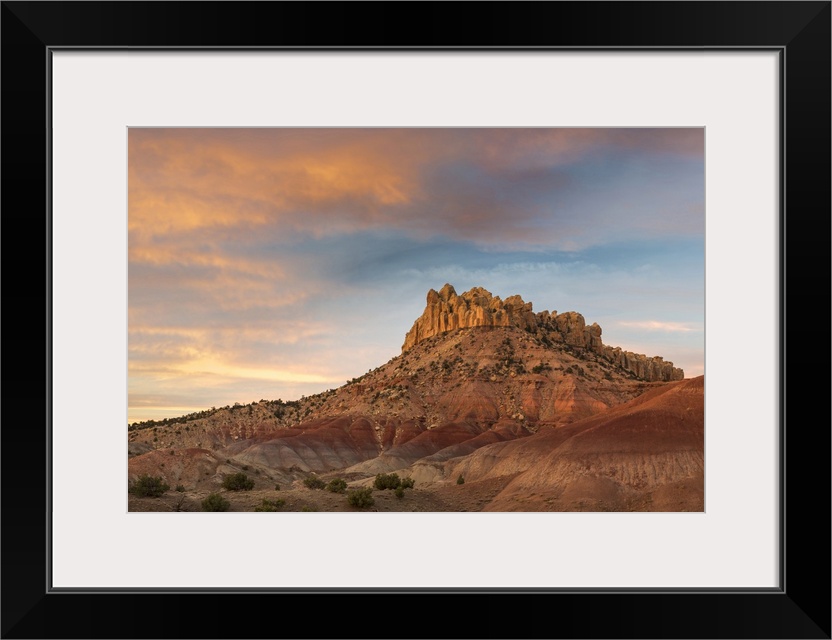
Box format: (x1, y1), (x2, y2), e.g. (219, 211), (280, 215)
(402, 284), (683, 382)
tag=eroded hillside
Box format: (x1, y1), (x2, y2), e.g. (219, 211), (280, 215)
(128, 286), (702, 512)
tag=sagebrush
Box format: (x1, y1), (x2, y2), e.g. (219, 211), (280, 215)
(347, 488), (374, 508)
(202, 493), (230, 512)
(222, 472), (255, 491)
(129, 474), (170, 498)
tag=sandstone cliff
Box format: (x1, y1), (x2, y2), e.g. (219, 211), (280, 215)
(402, 284), (684, 382)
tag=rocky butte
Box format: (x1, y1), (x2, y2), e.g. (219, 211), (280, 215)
(402, 284), (684, 383)
(129, 282), (702, 513)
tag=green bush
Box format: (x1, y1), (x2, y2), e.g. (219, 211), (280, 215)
(222, 472), (255, 491)
(254, 498), (285, 512)
(303, 476), (326, 490)
(347, 488), (374, 509)
(374, 473), (402, 490)
(201, 493), (230, 512)
(456, 474), (465, 485)
(394, 486), (405, 499)
(326, 478), (348, 494)
(400, 477), (415, 489)
(175, 484), (185, 493)
(129, 474), (170, 498)
(274, 484), (281, 491)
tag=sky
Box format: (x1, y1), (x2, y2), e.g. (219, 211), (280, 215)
(128, 128), (704, 424)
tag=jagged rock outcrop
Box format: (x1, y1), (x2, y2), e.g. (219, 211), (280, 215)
(402, 284), (684, 382)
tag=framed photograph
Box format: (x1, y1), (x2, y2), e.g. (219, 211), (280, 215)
(125, 125), (707, 519)
(3, 2), (829, 638)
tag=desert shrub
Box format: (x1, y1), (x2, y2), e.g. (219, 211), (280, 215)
(254, 498), (285, 512)
(201, 493), (230, 512)
(274, 484), (281, 491)
(456, 474), (465, 485)
(222, 472), (255, 491)
(373, 473), (401, 490)
(129, 475), (170, 498)
(347, 488), (374, 509)
(303, 476), (326, 490)
(175, 484), (185, 493)
(400, 477), (415, 489)
(394, 486), (405, 499)
(172, 494), (187, 512)
(301, 506), (318, 512)
(326, 478), (348, 494)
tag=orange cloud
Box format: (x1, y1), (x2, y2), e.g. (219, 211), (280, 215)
(128, 128), (424, 238)
(129, 128), (704, 243)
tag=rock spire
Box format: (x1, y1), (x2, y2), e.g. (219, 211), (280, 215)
(402, 284), (684, 382)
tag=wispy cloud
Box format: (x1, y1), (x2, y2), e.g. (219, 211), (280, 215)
(617, 321), (701, 333)
(128, 128), (704, 422)
(129, 128), (704, 249)
(173, 360), (340, 385)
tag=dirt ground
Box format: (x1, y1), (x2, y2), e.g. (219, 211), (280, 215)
(128, 474), (516, 513)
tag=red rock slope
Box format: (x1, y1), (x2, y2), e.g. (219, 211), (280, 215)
(442, 375), (704, 511)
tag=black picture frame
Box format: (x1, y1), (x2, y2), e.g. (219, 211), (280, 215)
(2, 2), (829, 638)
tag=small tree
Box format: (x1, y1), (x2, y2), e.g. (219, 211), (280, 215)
(129, 475), (170, 498)
(254, 498), (285, 512)
(400, 477), (415, 489)
(394, 486), (405, 499)
(222, 472), (255, 491)
(374, 473), (401, 490)
(303, 476), (326, 490)
(347, 488), (374, 509)
(326, 478), (348, 494)
(201, 493), (230, 512)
